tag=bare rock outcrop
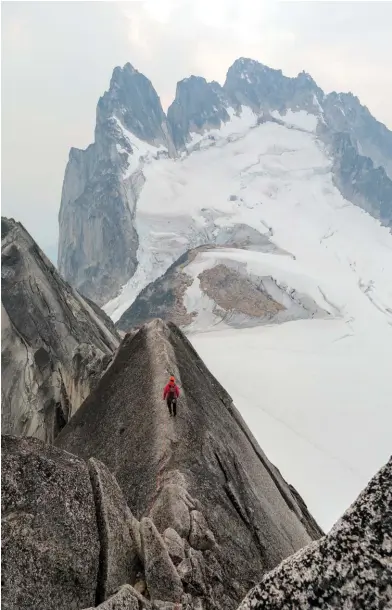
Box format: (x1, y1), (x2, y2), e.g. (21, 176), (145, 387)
(55, 319), (323, 609)
(2, 321), (390, 610)
(116, 245), (327, 333)
(1, 217), (119, 442)
(82, 585), (145, 610)
(163, 528), (186, 565)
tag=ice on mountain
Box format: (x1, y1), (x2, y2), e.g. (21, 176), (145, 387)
(271, 109), (319, 132)
(112, 116), (168, 179)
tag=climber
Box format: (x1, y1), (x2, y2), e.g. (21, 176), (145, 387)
(163, 375), (180, 417)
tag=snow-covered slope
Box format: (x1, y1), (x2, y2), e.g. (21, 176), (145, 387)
(191, 318), (392, 533)
(105, 109), (392, 326)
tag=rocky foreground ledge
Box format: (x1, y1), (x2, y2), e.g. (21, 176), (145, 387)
(238, 456), (392, 610)
(3, 319), (320, 610)
(2, 320), (390, 610)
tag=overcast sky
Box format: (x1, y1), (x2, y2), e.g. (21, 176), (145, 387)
(2, 1), (392, 259)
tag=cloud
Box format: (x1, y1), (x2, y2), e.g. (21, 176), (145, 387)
(1, 1), (391, 256)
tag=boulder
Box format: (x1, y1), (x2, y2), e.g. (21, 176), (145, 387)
(163, 527), (186, 565)
(149, 484), (191, 538)
(189, 510), (216, 551)
(1, 435), (99, 610)
(177, 550), (206, 597)
(140, 517), (184, 602)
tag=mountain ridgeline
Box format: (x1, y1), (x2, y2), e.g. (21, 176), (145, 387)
(58, 58), (392, 307)
(2, 216), (391, 609)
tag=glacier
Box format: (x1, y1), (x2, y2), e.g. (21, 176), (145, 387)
(104, 109), (392, 325)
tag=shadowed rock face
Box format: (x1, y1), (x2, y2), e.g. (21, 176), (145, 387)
(329, 131), (392, 227)
(1, 217), (119, 442)
(237, 457), (392, 610)
(167, 76), (231, 150)
(58, 63), (176, 305)
(55, 319), (322, 610)
(323, 91), (392, 181)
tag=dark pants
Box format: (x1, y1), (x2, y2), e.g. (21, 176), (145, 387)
(166, 395), (177, 417)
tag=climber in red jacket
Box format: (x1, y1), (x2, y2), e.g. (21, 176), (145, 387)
(163, 376), (180, 417)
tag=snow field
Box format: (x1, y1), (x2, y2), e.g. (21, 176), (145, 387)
(191, 318), (392, 531)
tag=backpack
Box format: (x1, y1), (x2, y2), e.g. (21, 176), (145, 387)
(167, 383), (177, 398)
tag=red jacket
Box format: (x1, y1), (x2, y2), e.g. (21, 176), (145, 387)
(163, 383), (179, 399)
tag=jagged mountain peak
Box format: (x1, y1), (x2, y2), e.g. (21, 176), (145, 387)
(103, 61), (150, 99)
(116, 61), (139, 75)
(229, 56), (270, 71)
(173, 74), (220, 100)
(108, 62), (141, 94)
(175, 74), (228, 99)
(58, 60), (178, 305)
(97, 62), (172, 147)
(168, 74), (231, 148)
(225, 57), (283, 84)
(58, 55), (392, 309)
(178, 74), (208, 85)
(223, 56), (322, 114)
(297, 69), (315, 80)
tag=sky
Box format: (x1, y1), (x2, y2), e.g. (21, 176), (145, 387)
(2, 0), (392, 259)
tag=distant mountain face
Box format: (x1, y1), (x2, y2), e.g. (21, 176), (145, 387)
(1, 217), (119, 442)
(58, 63), (176, 306)
(58, 57), (392, 311)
